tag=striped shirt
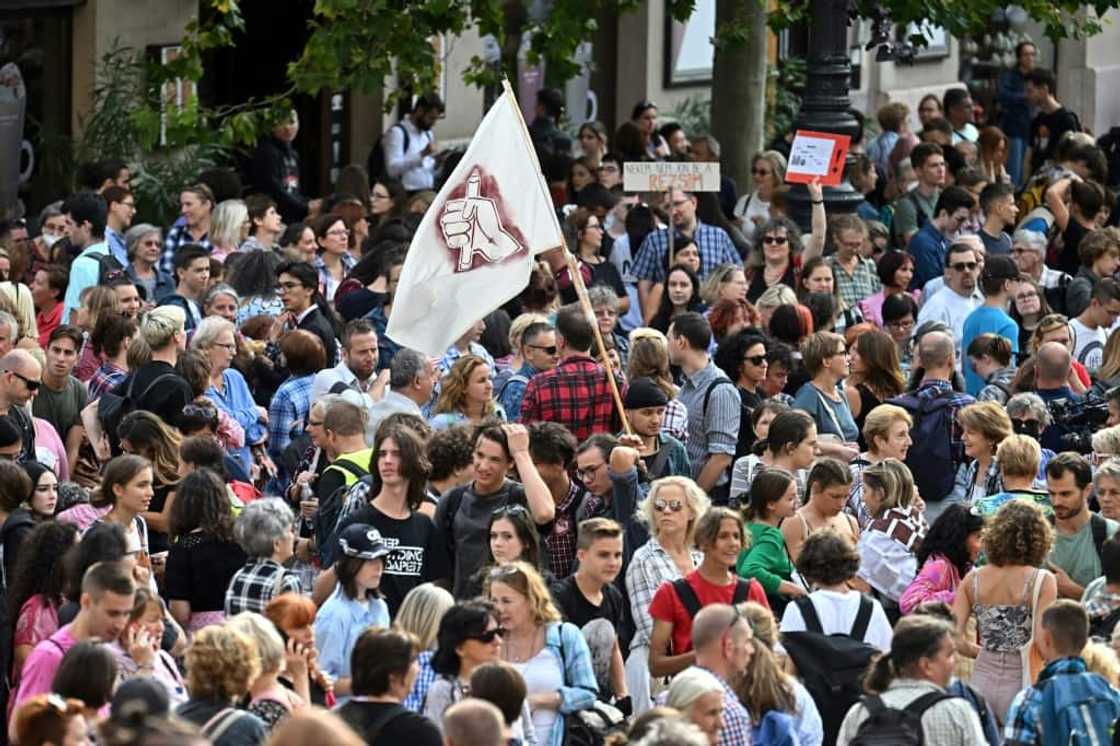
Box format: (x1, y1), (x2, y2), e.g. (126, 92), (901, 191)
(675, 362), (741, 487)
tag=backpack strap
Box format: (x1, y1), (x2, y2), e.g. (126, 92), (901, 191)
(862, 694), (887, 718)
(903, 690), (954, 717)
(731, 579), (751, 606)
(672, 578), (703, 618)
(394, 122), (410, 154)
(702, 378), (737, 418)
(850, 595), (875, 641)
(1091, 513), (1109, 563)
(794, 596), (824, 634)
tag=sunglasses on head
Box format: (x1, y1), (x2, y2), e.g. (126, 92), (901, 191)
(493, 504), (529, 518)
(467, 627), (506, 643)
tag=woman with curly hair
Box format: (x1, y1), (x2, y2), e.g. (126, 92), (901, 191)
(118, 410), (182, 555)
(175, 623), (268, 744)
(7, 521), (78, 692)
(899, 504), (984, 614)
(430, 355), (504, 430)
(746, 216), (803, 304)
(780, 529), (893, 651)
(165, 468), (246, 632)
(951, 499), (1057, 724)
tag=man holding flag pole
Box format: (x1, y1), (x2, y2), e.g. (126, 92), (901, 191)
(387, 80), (631, 435)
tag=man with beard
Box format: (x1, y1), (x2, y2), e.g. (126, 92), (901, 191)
(917, 243), (983, 344)
(312, 319), (383, 402)
(1047, 452), (1119, 600)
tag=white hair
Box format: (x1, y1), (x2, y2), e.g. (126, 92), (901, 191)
(665, 666), (723, 711)
(190, 316), (236, 351)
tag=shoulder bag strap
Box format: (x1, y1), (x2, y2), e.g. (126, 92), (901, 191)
(1091, 513), (1109, 561)
(200, 708), (240, 741)
(1029, 568), (1044, 618)
(813, 385), (847, 437)
(850, 595), (875, 640)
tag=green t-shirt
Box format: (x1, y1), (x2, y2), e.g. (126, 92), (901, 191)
(1050, 515), (1120, 589)
(31, 375), (87, 439)
(737, 522), (794, 595)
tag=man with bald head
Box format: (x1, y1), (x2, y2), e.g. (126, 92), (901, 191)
(1034, 341), (1081, 452)
(442, 698), (505, 746)
(653, 604), (755, 746)
(898, 329), (975, 521)
(0, 349), (42, 462)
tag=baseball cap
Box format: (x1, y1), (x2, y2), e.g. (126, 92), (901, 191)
(338, 524), (393, 561)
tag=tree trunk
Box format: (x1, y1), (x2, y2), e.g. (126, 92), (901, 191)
(710, 0), (769, 193)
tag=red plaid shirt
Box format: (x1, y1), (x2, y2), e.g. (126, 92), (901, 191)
(518, 355), (620, 442)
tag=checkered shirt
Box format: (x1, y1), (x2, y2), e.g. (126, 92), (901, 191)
(87, 362), (128, 401)
(518, 355), (620, 442)
(268, 373), (315, 463)
(827, 254), (882, 307)
(542, 480), (588, 579)
(631, 222), (741, 283)
(224, 559), (303, 617)
(160, 219), (212, 276)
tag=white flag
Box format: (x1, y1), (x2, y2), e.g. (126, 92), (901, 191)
(387, 85), (564, 357)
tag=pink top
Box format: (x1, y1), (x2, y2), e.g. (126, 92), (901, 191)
(899, 554), (962, 615)
(32, 418), (69, 482)
(57, 503), (111, 532)
(14, 624), (76, 708)
(859, 289), (922, 327)
(13, 595), (59, 651)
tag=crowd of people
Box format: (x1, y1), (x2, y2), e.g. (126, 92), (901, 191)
(6, 48), (1120, 745)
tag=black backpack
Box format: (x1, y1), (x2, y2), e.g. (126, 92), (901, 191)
(781, 595), (879, 746)
(847, 691), (954, 746)
(672, 577), (752, 619)
(98, 372), (180, 441)
(96, 252), (126, 284)
(314, 459), (370, 566)
(886, 390), (958, 504)
(367, 123), (408, 185)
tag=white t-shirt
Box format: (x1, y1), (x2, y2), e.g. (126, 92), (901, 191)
(916, 287), (980, 345)
(779, 589), (894, 652)
(1070, 317), (1107, 373)
(513, 647), (564, 745)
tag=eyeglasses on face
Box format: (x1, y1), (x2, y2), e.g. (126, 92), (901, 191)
(6, 370), (40, 391)
(761, 235), (788, 246)
(576, 463), (606, 481)
(949, 262), (978, 272)
(743, 355), (767, 366)
(527, 344), (558, 356)
(653, 497), (685, 513)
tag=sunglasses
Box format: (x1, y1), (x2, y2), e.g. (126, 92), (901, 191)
(949, 262), (978, 272)
(489, 564), (522, 580)
(493, 504), (529, 518)
(467, 627), (506, 643)
(761, 236), (788, 245)
(743, 355), (767, 366)
(653, 498), (685, 513)
(7, 370), (40, 391)
(528, 344), (558, 355)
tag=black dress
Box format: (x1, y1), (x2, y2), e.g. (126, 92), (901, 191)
(852, 383), (882, 451)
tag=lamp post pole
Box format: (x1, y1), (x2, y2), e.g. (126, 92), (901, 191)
(788, 0), (864, 231)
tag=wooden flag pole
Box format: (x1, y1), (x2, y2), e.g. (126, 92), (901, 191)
(564, 251), (633, 436)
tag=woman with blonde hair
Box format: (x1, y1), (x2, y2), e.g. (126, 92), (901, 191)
(227, 611), (308, 731)
(950, 400), (1015, 507)
(1020, 313), (1091, 394)
(209, 199), (250, 264)
(952, 499), (1057, 724)
(175, 623), (267, 743)
(855, 458), (926, 618)
(972, 433), (1051, 518)
(398, 582), (456, 712)
(625, 475), (709, 714)
(755, 284), (798, 331)
(733, 602), (824, 745)
(700, 264), (749, 306)
(430, 355), (503, 429)
(487, 561), (597, 746)
(664, 667), (726, 746)
(627, 328), (688, 443)
(847, 404), (913, 528)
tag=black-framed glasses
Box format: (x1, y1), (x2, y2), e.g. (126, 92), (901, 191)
(576, 463), (606, 481)
(6, 370), (40, 391)
(467, 627), (506, 643)
(743, 355), (767, 366)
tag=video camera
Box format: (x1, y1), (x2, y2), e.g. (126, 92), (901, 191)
(1047, 394), (1111, 454)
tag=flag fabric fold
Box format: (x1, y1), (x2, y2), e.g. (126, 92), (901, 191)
(387, 84), (564, 357)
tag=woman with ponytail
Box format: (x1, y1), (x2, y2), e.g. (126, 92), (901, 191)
(736, 468), (806, 614)
(836, 615), (988, 744)
(736, 602), (823, 746)
(967, 333), (1016, 405)
(729, 409), (813, 505)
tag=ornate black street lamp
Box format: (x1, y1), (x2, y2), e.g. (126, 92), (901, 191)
(787, 0), (873, 232)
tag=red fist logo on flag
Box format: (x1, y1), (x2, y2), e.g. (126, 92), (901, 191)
(440, 168), (524, 272)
